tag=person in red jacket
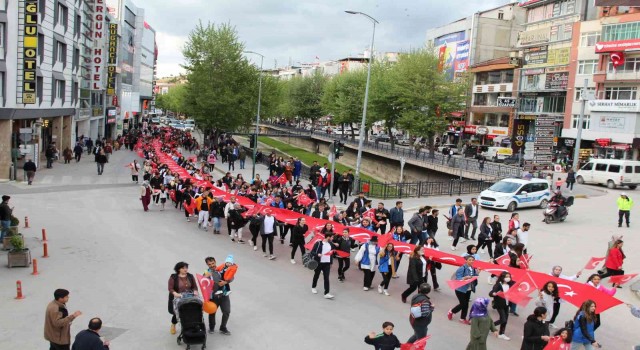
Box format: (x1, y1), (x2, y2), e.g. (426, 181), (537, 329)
(598, 239), (625, 287)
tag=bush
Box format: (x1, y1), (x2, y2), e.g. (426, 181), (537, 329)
(9, 234), (25, 251)
(10, 215), (19, 226)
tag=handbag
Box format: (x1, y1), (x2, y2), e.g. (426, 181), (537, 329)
(302, 252), (318, 270)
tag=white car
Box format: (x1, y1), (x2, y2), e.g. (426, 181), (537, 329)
(183, 120), (195, 132)
(479, 178), (551, 212)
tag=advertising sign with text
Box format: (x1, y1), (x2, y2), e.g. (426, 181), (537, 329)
(21, 0), (39, 104)
(92, 0), (106, 91)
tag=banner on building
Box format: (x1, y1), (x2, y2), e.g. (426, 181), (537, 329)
(92, 0), (106, 91)
(511, 119), (530, 155)
(523, 46), (548, 66)
(518, 27), (550, 46)
(21, 0), (39, 104)
(595, 0), (638, 5)
(454, 40), (470, 73)
(434, 32), (468, 80)
(544, 71), (569, 90)
(547, 47), (571, 66)
(497, 97), (517, 108)
(107, 23), (118, 96)
(595, 39), (640, 53)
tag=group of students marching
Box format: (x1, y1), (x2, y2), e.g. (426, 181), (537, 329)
(129, 126), (637, 350)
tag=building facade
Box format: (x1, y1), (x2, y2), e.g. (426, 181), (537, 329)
(562, 6), (640, 161)
(467, 57), (521, 146)
(514, 0), (598, 170)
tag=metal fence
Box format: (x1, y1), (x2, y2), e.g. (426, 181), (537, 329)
(263, 123), (522, 179)
(356, 179), (494, 199)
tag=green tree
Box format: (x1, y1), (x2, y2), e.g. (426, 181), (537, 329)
(368, 61), (403, 149)
(393, 49), (469, 156)
(155, 85), (188, 117)
(288, 72), (327, 123)
(181, 22), (257, 135)
(321, 70), (366, 139)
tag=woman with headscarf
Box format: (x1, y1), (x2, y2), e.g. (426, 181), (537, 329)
(140, 181), (152, 212)
(465, 298), (498, 350)
(548, 265), (581, 328)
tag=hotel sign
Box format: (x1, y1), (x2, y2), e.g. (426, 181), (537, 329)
(92, 0), (106, 90)
(107, 23), (118, 95)
(22, 0), (39, 104)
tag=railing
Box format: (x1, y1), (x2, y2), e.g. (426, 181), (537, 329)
(261, 122), (522, 179)
(356, 179), (494, 199)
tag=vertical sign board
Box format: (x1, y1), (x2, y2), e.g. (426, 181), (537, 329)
(92, 0), (105, 90)
(107, 23), (118, 96)
(533, 114), (555, 169)
(22, 0), (39, 104)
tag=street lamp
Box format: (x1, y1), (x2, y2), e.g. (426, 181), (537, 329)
(345, 10), (378, 189)
(244, 50), (264, 180)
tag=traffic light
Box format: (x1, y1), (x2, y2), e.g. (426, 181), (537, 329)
(333, 140), (343, 159)
(249, 134), (256, 148)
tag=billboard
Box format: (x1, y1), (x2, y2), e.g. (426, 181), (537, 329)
(434, 32), (469, 80)
(92, 0), (106, 91)
(21, 0), (38, 104)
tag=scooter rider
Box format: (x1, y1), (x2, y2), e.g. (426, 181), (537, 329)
(550, 190), (567, 218)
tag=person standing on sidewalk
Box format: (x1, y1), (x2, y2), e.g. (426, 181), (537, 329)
(73, 143), (83, 162)
(617, 193), (633, 228)
(566, 168), (576, 192)
(23, 159), (37, 185)
(238, 147), (246, 170)
(44, 289), (82, 350)
(95, 150), (108, 175)
(0, 195), (12, 240)
(45, 143), (57, 168)
(311, 232), (336, 299)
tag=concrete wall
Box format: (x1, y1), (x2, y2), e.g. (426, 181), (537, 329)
(267, 135), (458, 183)
(0, 120), (11, 181)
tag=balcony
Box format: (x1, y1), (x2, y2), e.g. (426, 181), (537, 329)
(604, 69), (640, 82)
(473, 83), (513, 94)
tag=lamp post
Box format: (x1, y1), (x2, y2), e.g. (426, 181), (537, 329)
(345, 10), (378, 190)
(244, 50), (264, 180)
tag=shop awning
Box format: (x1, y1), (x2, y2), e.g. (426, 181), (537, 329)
(611, 143), (631, 151)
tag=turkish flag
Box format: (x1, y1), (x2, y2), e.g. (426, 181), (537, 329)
(362, 208), (378, 224)
(495, 254), (511, 266)
(583, 257), (606, 270)
(328, 205), (338, 218)
(519, 254), (533, 270)
(378, 233), (393, 248)
(297, 194), (314, 207)
(169, 190), (176, 202)
(400, 336), (430, 350)
(424, 247), (467, 266)
(529, 273), (623, 313)
(348, 227), (375, 244)
(334, 250), (350, 258)
(446, 277), (477, 291)
(608, 273), (638, 286)
(496, 289), (533, 307)
(184, 199), (195, 215)
(241, 205), (259, 218)
(512, 272), (538, 295)
(196, 273), (213, 300)
(277, 173), (288, 185)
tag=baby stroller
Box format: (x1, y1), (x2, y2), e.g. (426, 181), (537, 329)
(175, 296), (207, 349)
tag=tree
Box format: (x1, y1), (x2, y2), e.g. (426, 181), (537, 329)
(369, 61), (403, 149)
(181, 22), (258, 135)
(321, 70), (366, 139)
(392, 49), (469, 156)
(289, 72), (327, 124)
(155, 85), (187, 116)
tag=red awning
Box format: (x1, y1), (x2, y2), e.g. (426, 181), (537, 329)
(611, 143), (631, 151)
(449, 111), (464, 118)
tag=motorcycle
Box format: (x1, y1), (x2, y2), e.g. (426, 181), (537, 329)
(543, 194), (574, 224)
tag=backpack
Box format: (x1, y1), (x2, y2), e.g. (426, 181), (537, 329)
(410, 297), (433, 324)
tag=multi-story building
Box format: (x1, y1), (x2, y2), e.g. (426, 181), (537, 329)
(1, 0), (83, 179)
(562, 4), (640, 161)
(467, 57), (521, 146)
(514, 0), (598, 169)
(426, 2), (526, 144)
(426, 2), (526, 80)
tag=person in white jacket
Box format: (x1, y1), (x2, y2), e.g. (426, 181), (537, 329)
(355, 236), (379, 291)
(535, 280), (559, 326)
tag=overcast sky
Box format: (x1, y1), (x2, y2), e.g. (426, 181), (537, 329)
(134, 0), (512, 78)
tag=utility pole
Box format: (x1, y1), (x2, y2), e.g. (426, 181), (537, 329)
(328, 141), (337, 201)
(572, 79), (589, 171)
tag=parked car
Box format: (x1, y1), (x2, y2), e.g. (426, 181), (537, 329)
(394, 138), (411, 146)
(576, 159), (639, 189)
(375, 134), (391, 143)
(183, 119), (196, 132)
(150, 117), (161, 125)
(479, 178), (551, 212)
(481, 147), (513, 162)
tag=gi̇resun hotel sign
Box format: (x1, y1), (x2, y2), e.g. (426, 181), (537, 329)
(22, 0), (38, 104)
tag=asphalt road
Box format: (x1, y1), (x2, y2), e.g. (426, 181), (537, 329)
(0, 150), (638, 349)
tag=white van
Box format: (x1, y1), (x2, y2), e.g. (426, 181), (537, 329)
(482, 147), (513, 162)
(576, 159), (639, 190)
(183, 119), (196, 132)
(479, 178), (551, 212)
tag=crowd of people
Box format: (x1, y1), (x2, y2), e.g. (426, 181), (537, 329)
(124, 125), (636, 350)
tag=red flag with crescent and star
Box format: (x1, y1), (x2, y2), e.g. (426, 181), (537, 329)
(583, 257), (606, 270)
(608, 273), (638, 286)
(196, 273), (213, 300)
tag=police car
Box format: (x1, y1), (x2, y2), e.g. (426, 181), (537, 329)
(479, 178), (551, 212)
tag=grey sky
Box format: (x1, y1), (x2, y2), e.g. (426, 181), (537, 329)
(134, 0), (511, 78)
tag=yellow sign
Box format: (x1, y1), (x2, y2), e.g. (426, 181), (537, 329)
(107, 23), (118, 96)
(22, 0), (38, 104)
(547, 47), (570, 66)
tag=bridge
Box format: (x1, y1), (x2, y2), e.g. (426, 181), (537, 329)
(255, 123), (522, 181)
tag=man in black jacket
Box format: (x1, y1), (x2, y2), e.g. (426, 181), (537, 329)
(73, 143), (84, 162)
(71, 318), (109, 350)
(23, 159), (37, 185)
(464, 198), (480, 240)
(389, 201), (404, 230)
(334, 228), (352, 282)
(311, 203), (329, 220)
(45, 143), (57, 168)
(337, 171), (350, 204)
(375, 202), (390, 234)
(0, 195), (12, 240)
(426, 209), (439, 238)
